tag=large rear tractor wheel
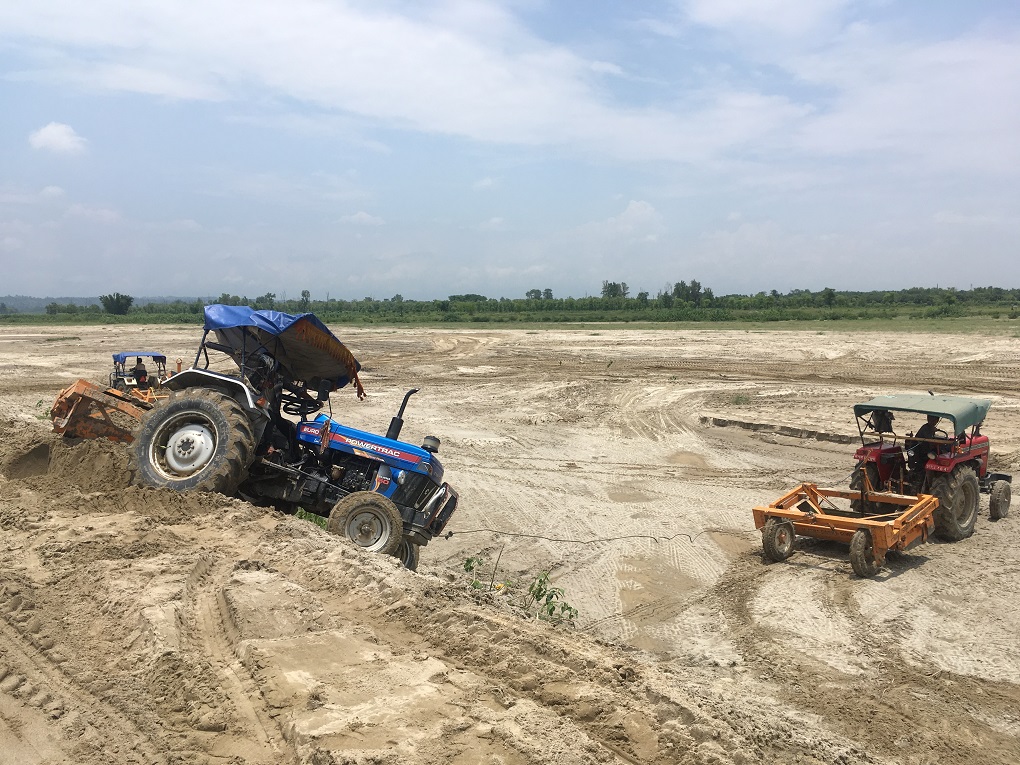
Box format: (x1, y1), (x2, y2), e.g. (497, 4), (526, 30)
(328, 491), (403, 556)
(849, 529), (881, 578)
(849, 462), (881, 514)
(392, 539), (420, 571)
(762, 519), (795, 562)
(990, 480), (1011, 521)
(930, 465), (979, 541)
(132, 388), (255, 495)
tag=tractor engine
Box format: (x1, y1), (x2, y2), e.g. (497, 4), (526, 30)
(242, 446), (379, 512)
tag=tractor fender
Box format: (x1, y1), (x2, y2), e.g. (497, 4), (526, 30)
(163, 369), (263, 412)
(161, 369), (271, 443)
(980, 472), (1012, 492)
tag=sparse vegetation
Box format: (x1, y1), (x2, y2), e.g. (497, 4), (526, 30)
(463, 555), (578, 625)
(296, 508), (327, 529)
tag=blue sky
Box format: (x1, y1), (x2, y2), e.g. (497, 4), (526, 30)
(1, 0), (1018, 301)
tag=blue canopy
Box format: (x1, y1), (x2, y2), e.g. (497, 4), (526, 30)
(202, 305), (360, 391)
(112, 352), (167, 364)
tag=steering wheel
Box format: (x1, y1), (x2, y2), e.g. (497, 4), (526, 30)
(934, 428), (949, 440)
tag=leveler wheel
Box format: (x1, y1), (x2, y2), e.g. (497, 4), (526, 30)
(849, 529), (881, 578)
(762, 519), (795, 562)
(990, 480), (1011, 520)
(328, 491), (404, 556)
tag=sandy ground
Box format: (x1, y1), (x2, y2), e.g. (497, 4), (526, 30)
(1, 323), (1019, 764)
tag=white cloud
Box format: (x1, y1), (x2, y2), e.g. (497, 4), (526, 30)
(0, 185), (67, 205)
(684, 0), (851, 38)
(167, 218), (203, 231)
(473, 177), (496, 190)
(66, 203), (120, 223)
(793, 35), (1020, 174)
(72, 63), (223, 100)
(28, 122), (87, 153)
(590, 60), (623, 76)
(209, 170), (370, 205)
(477, 216), (505, 231)
(0, 1), (811, 164)
(340, 211), (384, 226)
(1, 236), (24, 252)
(561, 200), (667, 252)
(933, 211), (1000, 226)
(605, 200), (663, 236)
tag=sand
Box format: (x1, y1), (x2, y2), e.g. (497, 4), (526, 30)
(1, 323), (1019, 764)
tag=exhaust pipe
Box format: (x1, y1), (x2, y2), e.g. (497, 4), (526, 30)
(386, 388), (419, 440)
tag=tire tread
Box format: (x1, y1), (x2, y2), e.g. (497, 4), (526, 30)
(930, 464), (979, 541)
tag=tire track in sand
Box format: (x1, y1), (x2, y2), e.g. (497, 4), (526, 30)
(180, 556), (297, 763)
(0, 596), (166, 764)
(708, 552), (1020, 765)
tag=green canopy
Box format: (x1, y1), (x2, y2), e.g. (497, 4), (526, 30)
(854, 394), (992, 437)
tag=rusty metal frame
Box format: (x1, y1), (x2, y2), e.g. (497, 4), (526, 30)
(752, 483), (938, 568)
(50, 379), (152, 443)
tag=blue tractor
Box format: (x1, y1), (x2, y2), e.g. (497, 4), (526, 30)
(130, 305), (458, 570)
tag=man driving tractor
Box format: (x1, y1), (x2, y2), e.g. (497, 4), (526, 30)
(132, 357), (149, 389)
(906, 414), (940, 473)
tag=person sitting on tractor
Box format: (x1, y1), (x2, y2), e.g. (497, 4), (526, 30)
(133, 357), (149, 390)
(906, 414), (940, 473)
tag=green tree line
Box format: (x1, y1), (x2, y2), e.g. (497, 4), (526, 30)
(19, 282), (1020, 325)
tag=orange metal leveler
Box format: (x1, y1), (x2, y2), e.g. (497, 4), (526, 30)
(752, 483), (939, 578)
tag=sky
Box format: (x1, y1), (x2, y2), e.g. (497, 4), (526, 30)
(1, 0), (1018, 301)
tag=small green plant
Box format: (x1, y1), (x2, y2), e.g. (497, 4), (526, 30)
(523, 572), (578, 623)
(463, 555), (487, 588)
(460, 555), (577, 625)
(731, 393), (751, 406)
(296, 508), (328, 529)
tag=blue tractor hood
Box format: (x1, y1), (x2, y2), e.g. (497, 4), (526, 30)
(203, 304), (361, 391)
(297, 415), (443, 481)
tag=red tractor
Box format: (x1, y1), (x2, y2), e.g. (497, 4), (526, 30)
(851, 394), (1011, 541)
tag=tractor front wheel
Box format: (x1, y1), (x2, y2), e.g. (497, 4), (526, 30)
(392, 538), (420, 571)
(849, 529), (881, 577)
(762, 519), (795, 562)
(990, 480), (1011, 521)
(328, 491), (404, 556)
(930, 465), (979, 541)
(132, 388), (255, 495)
